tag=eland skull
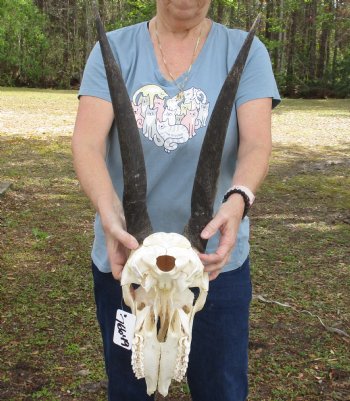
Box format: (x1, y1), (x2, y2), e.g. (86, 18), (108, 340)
(121, 232), (208, 396)
(92, 2), (260, 396)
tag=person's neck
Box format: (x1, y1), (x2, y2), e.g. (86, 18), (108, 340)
(151, 14), (209, 40)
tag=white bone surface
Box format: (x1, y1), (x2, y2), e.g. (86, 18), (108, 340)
(121, 232), (209, 396)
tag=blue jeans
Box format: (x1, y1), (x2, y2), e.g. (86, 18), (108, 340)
(92, 257), (252, 401)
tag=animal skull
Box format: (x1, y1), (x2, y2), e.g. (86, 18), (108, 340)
(121, 232), (209, 396)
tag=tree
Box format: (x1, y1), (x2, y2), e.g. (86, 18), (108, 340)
(0, 0), (349, 96)
(0, 0), (49, 86)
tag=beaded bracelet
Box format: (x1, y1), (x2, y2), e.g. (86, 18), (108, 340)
(222, 188), (251, 219)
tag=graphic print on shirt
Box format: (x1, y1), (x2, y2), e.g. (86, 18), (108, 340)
(132, 84), (210, 153)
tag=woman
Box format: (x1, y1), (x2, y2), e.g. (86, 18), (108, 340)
(72, 1), (280, 400)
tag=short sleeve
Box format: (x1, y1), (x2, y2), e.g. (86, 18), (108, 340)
(235, 37), (281, 109)
(78, 42), (112, 102)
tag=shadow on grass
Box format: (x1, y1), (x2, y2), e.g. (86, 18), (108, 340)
(0, 137), (349, 401)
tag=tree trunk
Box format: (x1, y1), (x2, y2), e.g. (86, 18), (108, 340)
(278, 0), (285, 74)
(216, 0), (224, 24)
(245, 0), (253, 30)
(286, 10), (297, 95)
(331, 0), (340, 85)
(265, 0), (273, 41)
(229, 3), (236, 28)
(308, 0), (317, 80)
(34, 0), (44, 11)
(85, 1), (94, 62)
(317, 0), (333, 80)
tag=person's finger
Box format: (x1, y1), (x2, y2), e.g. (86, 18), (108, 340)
(199, 237), (233, 263)
(215, 231), (236, 258)
(199, 252), (223, 264)
(209, 270), (221, 281)
(204, 263), (221, 272)
(203, 256), (229, 272)
(106, 235), (129, 280)
(108, 225), (139, 250)
(200, 213), (226, 240)
(112, 265), (124, 281)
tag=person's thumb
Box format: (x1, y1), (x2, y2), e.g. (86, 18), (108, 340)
(109, 226), (139, 250)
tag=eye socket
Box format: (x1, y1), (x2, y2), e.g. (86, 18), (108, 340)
(156, 255), (176, 272)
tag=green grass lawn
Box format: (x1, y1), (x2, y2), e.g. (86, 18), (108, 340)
(0, 89), (349, 400)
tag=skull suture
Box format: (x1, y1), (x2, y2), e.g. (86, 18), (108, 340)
(121, 232), (209, 397)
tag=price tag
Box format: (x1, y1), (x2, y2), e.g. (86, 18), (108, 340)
(113, 309), (136, 350)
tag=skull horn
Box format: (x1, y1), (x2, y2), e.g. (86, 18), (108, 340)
(92, 1), (153, 243)
(184, 14), (261, 253)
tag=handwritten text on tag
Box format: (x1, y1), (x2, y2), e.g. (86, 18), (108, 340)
(113, 309), (136, 350)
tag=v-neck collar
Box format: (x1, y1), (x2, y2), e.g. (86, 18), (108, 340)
(143, 20), (216, 89)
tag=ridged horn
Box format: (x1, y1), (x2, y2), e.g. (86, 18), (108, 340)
(92, 1), (153, 243)
(184, 14), (261, 253)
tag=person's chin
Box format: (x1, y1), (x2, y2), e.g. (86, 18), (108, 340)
(166, 1), (207, 20)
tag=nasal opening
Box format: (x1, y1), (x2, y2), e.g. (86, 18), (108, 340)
(156, 255), (176, 272)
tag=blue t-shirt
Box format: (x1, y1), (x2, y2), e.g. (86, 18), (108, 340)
(79, 21), (281, 273)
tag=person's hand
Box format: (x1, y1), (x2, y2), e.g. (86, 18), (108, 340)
(199, 194), (245, 281)
(100, 199), (139, 280)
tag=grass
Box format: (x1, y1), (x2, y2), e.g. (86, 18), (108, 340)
(0, 89), (349, 400)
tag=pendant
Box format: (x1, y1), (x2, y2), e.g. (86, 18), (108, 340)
(176, 91), (184, 102)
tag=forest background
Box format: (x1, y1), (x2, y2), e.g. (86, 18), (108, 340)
(0, 0), (350, 98)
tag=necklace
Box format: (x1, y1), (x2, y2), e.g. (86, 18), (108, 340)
(154, 19), (203, 100)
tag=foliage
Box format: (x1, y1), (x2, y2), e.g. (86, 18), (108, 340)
(0, 0), (349, 97)
(0, 0), (49, 86)
(334, 50), (350, 97)
(111, 0), (156, 29)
